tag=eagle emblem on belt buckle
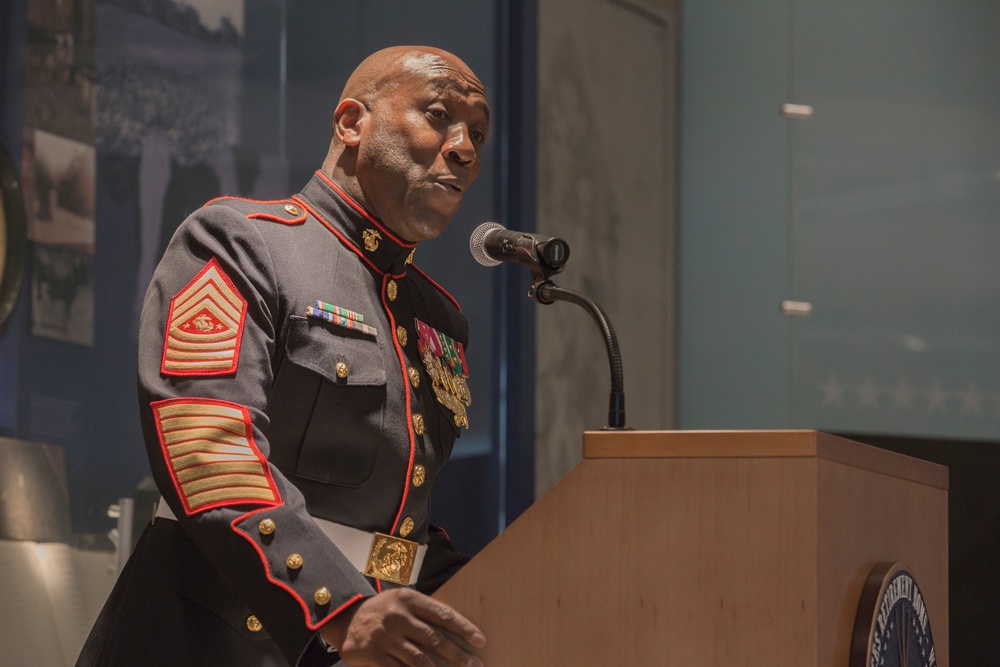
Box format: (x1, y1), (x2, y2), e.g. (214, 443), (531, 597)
(364, 532), (418, 585)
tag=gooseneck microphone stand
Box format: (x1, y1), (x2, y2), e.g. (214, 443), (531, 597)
(528, 279), (626, 430)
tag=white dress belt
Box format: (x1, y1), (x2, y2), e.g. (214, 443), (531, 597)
(155, 498), (427, 583)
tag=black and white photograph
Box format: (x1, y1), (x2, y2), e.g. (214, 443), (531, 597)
(29, 243), (93, 346)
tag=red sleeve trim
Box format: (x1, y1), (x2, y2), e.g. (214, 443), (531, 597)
(232, 508), (366, 631)
(161, 257), (248, 377)
(151, 397), (281, 516)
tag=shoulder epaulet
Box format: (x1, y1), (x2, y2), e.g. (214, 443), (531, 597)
(203, 196), (307, 226)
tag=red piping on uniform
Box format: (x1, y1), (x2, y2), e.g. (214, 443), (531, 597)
(204, 195), (294, 207)
(231, 508), (364, 631)
(291, 196), (386, 277)
(201, 195), (306, 225)
(410, 264), (463, 313)
(247, 211), (306, 225)
(315, 171), (418, 250)
(381, 273), (416, 536)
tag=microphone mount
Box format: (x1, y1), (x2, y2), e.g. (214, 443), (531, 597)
(530, 278), (627, 430)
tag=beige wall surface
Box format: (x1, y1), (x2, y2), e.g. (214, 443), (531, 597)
(535, 0), (679, 496)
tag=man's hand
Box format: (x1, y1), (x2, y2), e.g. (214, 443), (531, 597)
(320, 588), (486, 666)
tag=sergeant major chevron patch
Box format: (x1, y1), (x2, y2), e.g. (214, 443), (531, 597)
(161, 258), (247, 376)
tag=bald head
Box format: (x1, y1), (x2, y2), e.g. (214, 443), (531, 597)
(338, 46), (486, 119)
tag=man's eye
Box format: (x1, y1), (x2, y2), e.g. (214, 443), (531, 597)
(471, 130), (486, 145)
(428, 108), (448, 120)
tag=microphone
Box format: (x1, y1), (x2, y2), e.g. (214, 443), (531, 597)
(469, 222), (570, 275)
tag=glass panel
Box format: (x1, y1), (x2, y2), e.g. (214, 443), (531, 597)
(790, 0), (1000, 439)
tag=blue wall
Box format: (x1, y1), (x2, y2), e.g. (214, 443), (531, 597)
(680, 0), (1000, 442)
(679, 0), (791, 428)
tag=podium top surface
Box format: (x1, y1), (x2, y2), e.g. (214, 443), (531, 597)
(583, 430), (948, 490)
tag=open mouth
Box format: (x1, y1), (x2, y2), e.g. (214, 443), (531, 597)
(436, 181), (464, 196)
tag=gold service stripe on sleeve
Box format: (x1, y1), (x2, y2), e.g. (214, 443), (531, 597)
(160, 426), (247, 446)
(166, 441), (256, 458)
(156, 402), (246, 420)
(171, 451), (260, 470)
(153, 398), (280, 514)
(175, 460), (265, 483)
(181, 473), (274, 495)
(159, 415), (247, 434)
(186, 486), (278, 510)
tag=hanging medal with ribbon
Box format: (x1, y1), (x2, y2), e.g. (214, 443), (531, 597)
(415, 319), (471, 428)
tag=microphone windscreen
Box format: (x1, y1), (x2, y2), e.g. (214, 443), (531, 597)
(469, 222), (504, 267)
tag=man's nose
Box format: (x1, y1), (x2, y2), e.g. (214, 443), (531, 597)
(444, 124), (477, 165)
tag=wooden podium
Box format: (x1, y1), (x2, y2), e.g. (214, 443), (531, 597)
(434, 430), (948, 665)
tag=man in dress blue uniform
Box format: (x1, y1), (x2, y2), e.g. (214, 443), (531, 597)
(77, 45), (490, 667)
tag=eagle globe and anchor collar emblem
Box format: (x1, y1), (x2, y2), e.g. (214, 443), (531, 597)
(850, 562), (937, 667)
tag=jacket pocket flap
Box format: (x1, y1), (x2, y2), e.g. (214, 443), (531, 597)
(284, 316), (386, 386)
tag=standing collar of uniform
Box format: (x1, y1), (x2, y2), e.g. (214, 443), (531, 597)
(294, 170), (417, 276)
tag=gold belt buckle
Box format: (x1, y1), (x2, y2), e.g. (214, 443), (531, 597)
(364, 532), (419, 585)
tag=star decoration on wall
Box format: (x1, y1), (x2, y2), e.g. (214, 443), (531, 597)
(816, 374), (1000, 419)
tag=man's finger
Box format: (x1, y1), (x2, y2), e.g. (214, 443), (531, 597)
(390, 638), (436, 666)
(407, 594), (487, 649)
(402, 619), (483, 667)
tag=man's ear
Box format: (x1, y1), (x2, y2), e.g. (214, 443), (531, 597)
(334, 99), (366, 147)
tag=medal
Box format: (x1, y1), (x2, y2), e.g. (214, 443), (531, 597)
(415, 318), (471, 428)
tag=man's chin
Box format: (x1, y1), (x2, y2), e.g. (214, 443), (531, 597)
(389, 216), (451, 243)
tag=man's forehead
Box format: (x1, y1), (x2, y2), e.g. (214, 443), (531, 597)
(399, 52), (481, 85)
(424, 75), (490, 118)
(397, 53), (488, 107)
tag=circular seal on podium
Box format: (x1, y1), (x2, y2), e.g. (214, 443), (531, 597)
(850, 562), (937, 667)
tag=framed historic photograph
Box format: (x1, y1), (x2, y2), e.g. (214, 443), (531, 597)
(0, 140), (28, 334)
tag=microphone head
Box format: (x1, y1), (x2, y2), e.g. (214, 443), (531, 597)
(469, 222), (504, 267)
